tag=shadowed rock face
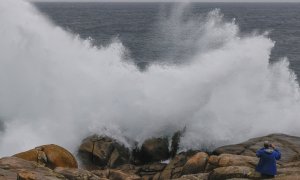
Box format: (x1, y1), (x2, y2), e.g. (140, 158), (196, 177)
(78, 135), (130, 168)
(140, 137), (170, 163)
(132, 137), (170, 165)
(213, 134), (300, 163)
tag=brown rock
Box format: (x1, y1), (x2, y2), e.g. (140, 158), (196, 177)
(208, 166), (260, 180)
(207, 155), (218, 166)
(205, 155), (219, 172)
(213, 134), (300, 163)
(13, 149), (47, 166)
(17, 171), (37, 180)
(13, 144), (78, 169)
(90, 169), (109, 178)
(108, 145), (130, 168)
(41, 144), (78, 169)
(108, 169), (141, 180)
(152, 173), (161, 180)
(280, 161), (300, 168)
(275, 175), (300, 180)
(54, 167), (100, 180)
(277, 167), (300, 176)
(208, 154), (258, 169)
(160, 153), (189, 179)
(173, 173), (209, 180)
(0, 168), (17, 179)
(276, 161), (300, 177)
(78, 135), (130, 168)
(138, 162), (167, 179)
(181, 152), (209, 175)
(0, 157), (66, 180)
(116, 164), (140, 175)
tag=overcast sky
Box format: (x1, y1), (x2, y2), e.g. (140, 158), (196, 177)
(31, 0), (300, 2)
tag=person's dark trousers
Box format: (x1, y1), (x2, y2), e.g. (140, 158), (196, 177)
(261, 174), (275, 178)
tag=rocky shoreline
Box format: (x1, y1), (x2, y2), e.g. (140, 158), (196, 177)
(1, 133), (300, 179)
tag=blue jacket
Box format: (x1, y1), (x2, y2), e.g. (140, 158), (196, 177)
(256, 147), (281, 175)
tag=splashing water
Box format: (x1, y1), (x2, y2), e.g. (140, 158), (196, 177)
(0, 0), (300, 156)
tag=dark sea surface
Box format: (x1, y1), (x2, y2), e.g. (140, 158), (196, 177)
(34, 2), (300, 76)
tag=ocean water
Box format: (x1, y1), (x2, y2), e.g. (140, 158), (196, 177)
(1, 0), (300, 156)
(35, 2), (300, 74)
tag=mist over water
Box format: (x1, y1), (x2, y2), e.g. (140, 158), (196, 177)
(1, 0), (300, 156)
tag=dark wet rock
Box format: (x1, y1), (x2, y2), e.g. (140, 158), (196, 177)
(137, 137), (169, 163)
(170, 130), (184, 158)
(213, 134), (300, 163)
(13, 144), (78, 169)
(78, 135), (130, 168)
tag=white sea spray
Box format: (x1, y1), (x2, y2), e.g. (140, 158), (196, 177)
(0, 0), (299, 156)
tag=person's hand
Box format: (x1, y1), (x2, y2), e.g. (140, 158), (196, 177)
(270, 144), (275, 149)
